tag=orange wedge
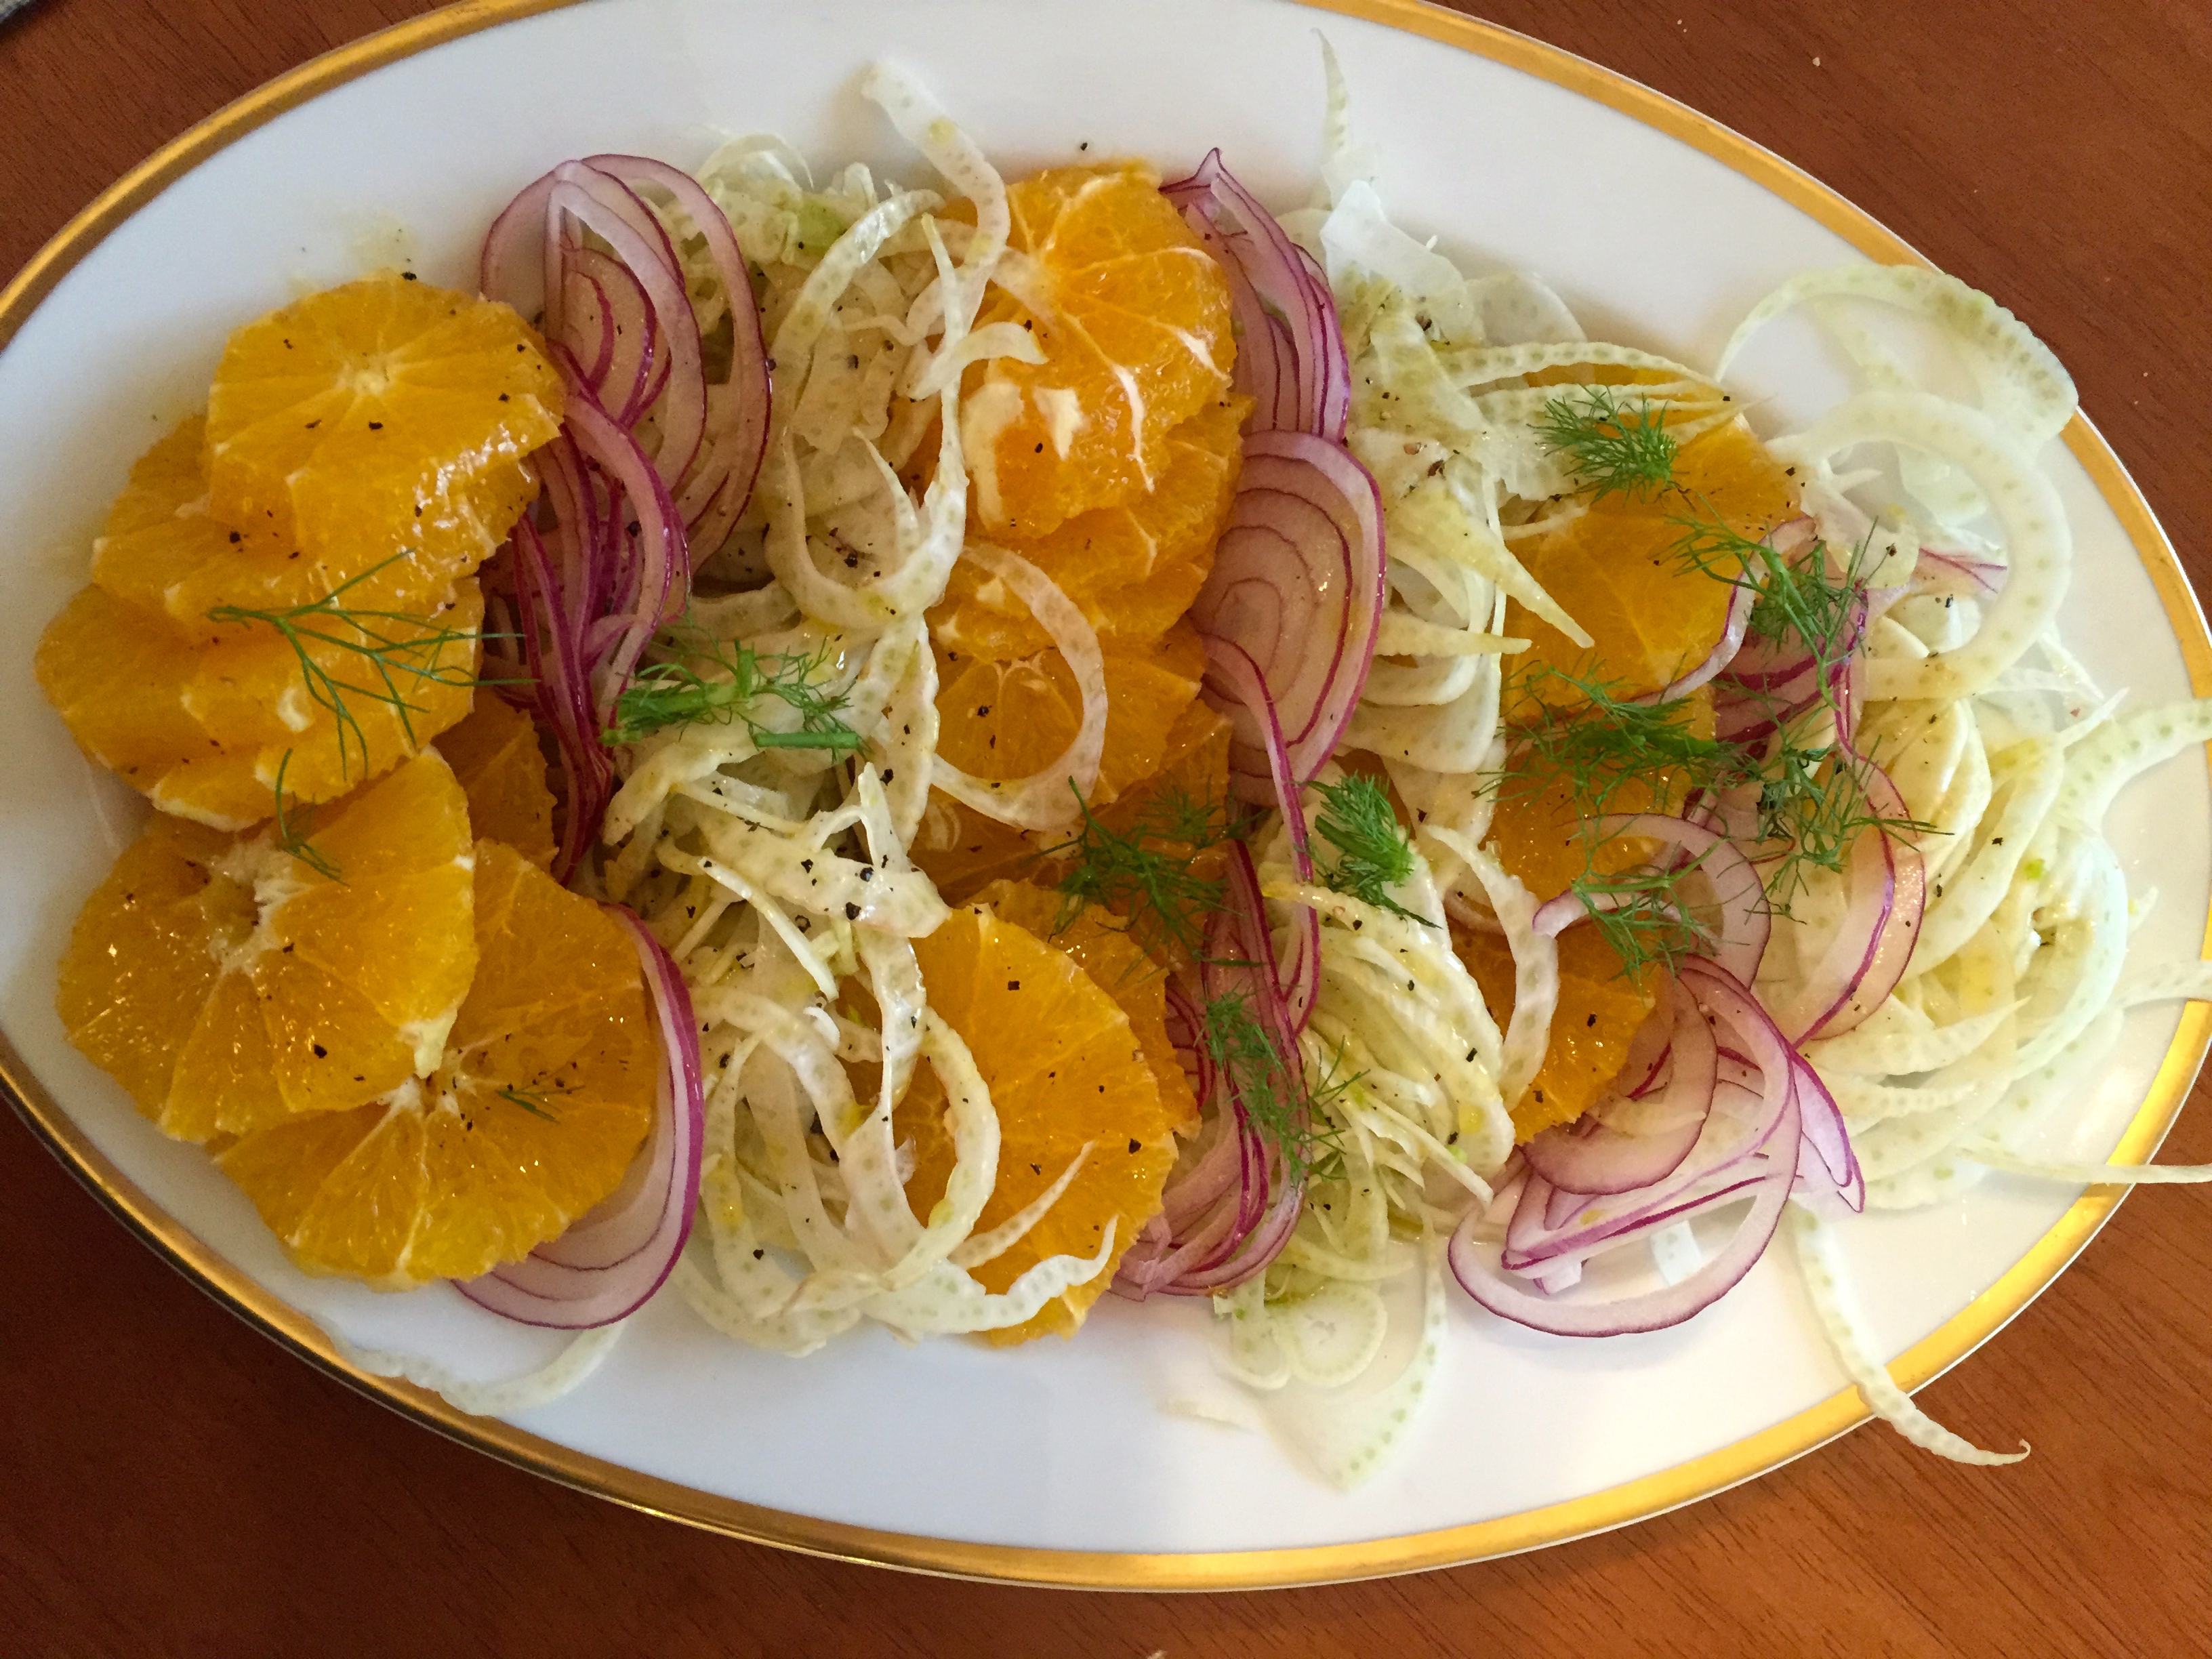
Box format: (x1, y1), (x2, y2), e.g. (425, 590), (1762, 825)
(933, 392), (1250, 659)
(934, 619), (1206, 810)
(436, 695), (557, 870)
(37, 574), (485, 830)
(972, 879), (1197, 1128)
(1509, 417), (1797, 714)
(56, 751), (477, 1142)
(963, 163), (1234, 538)
(1458, 922), (1660, 1141)
(216, 840), (657, 1288)
(899, 903), (1178, 1341)
(200, 272), (561, 609)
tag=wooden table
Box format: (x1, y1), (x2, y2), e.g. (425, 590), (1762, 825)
(5, 1), (2209, 1652)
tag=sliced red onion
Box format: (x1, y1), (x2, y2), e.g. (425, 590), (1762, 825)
(1192, 432), (1386, 793)
(1526, 813), (1769, 985)
(1525, 990), (1717, 1196)
(1913, 547), (2003, 598)
(1790, 1050), (1864, 1212)
(1200, 636), (1321, 1029)
(1162, 150), (1350, 441)
(1499, 962), (1790, 1273)
(1765, 754), (1925, 1042)
(1448, 1095), (1797, 1338)
(459, 910), (705, 1328)
(582, 153), (772, 560)
(1115, 841), (1309, 1299)
(1162, 977), (1214, 1112)
(481, 155), (771, 876)
(1635, 581), (1753, 704)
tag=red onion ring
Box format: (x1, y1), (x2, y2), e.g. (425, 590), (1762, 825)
(1635, 582), (1753, 704)
(1450, 1095), (1797, 1338)
(1523, 989), (1717, 1196)
(1162, 150), (1350, 441)
(1192, 432), (1386, 793)
(1765, 754), (1925, 1043)
(1200, 636), (1322, 1029)
(1912, 547), (2004, 599)
(1526, 813), (1769, 985)
(458, 910), (705, 1328)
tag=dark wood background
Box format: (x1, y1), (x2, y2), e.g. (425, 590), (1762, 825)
(5, 2), (2209, 1654)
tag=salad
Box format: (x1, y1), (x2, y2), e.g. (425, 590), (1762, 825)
(33, 52), (2212, 1489)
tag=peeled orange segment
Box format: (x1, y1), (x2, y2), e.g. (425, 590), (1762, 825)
(1508, 417), (1799, 713)
(87, 418), (256, 621)
(963, 163), (1235, 538)
(35, 586), (216, 790)
(88, 415), (468, 628)
(934, 619), (1206, 809)
(898, 904), (1176, 1342)
(909, 699), (1233, 914)
(217, 840), (658, 1289)
(54, 815), (254, 1113)
(1488, 687), (1715, 903)
(1093, 695), (1233, 842)
(972, 880), (1198, 1128)
(908, 794), (1042, 907)
(162, 579), (486, 828)
(54, 752), (477, 1143)
(1458, 922), (1660, 1141)
(38, 565), (483, 832)
(202, 272), (561, 598)
(435, 695), (558, 869)
(932, 393), (1250, 660)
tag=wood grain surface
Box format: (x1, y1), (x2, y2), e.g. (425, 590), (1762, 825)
(5, 2), (2210, 1654)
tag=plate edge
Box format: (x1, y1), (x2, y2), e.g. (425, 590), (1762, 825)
(1, 0), (2207, 1591)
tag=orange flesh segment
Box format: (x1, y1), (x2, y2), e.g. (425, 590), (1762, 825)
(933, 619), (1206, 808)
(55, 752), (477, 1143)
(202, 272), (562, 602)
(962, 163), (1234, 538)
(1507, 417), (1798, 716)
(933, 392), (1250, 660)
(899, 905), (1176, 1342)
(1457, 923), (1660, 1141)
(217, 841), (657, 1289)
(435, 695), (558, 869)
(972, 880), (1198, 1129)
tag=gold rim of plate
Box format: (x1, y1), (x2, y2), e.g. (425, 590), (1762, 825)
(1, 0), (2207, 1591)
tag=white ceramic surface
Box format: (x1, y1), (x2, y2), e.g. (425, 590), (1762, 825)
(1, 0), (2203, 1559)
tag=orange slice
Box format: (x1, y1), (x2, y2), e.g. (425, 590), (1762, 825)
(899, 902), (1177, 1342)
(56, 751), (477, 1142)
(37, 575), (485, 830)
(934, 619), (1206, 810)
(200, 272), (560, 607)
(933, 392), (1250, 659)
(972, 879), (1197, 1128)
(436, 695), (557, 869)
(962, 163), (1234, 538)
(1487, 687), (1715, 904)
(1457, 922), (1660, 1141)
(1509, 417), (1797, 714)
(216, 840), (657, 1288)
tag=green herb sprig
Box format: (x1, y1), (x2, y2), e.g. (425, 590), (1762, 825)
(1536, 385), (1678, 502)
(1568, 859), (1719, 979)
(1309, 774), (1430, 925)
(270, 750), (342, 884)
(1202, 991), (1354, 1184)
(606, 638), (863, 754)
(1500, 668), (1737, 817)
(206, 552), (485, 785)
(497, 1082), (576, 1123)
(1047, 783), (1231, 962)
